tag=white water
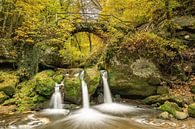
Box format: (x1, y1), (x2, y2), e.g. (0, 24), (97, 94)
(80, 71), (90, 109)
(100, 70), (112, 103)
(49, 83), (63, 109)
(97, 70), (137, 114)
(42, 81), (69, 115)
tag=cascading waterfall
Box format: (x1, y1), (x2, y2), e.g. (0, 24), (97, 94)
(96, 70), (136, 114)
(42, 79), (69, 115)
(79, 71), (90, 109)
(50, 83), (63, 109)
(100, 70), (113, 103)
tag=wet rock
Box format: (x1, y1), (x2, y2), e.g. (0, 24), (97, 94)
(157, 86), (169, 95)
(188, 103), (195, 118)
(159, 111), (170, 120)
(175, 111), (188, 120)
(144, 95), (170, 105)
(159, 101), (182, 117)
(0, 91), (9, 104)
(144, 95), (185, 107)
(0, 71), (19, 97)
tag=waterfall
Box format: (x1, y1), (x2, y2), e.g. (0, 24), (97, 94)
(100, 70), (112, 103)
(50, 82), (63, 109)
(79, 71), (90, 109)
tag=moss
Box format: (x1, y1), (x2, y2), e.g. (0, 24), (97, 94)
(159, 101), (182, 117)
(84, 67), (100, 96)
(35, 78), (55, 96)
(111, 80), (157, 97)
(34, 70), (55, 80)
(188, 103), (195, 118)
(0, 71), (19, 97)
(33, 70), (56, 97)
(64, 78), (81, 103)
(0, 91), (9, 104)
(3, 98), (16, 106)
(144, 95), (170, 105)
(54, 75), (64, 83)
(14, 72), (49, 111)
(14, 80), (37, 111)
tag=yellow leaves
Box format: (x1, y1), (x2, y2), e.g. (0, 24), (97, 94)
(25, 38), (34, 44)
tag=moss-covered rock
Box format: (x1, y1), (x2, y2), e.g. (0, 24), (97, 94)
(0, 72), (18, 97)
(63, 68), (82, 103)
(36, 78), (55, 96)
(0, 91), (9, 104)
(12, 70), (55, 111)
(159, 101), (182, 117)
(188, 103), (195, 118)
(144, 95), (185, 107)
(108, 60), (159, 97)
(34, 70), (55, 97)
(157, 86), (169, 95)
(144, 95), (170, 105)
(14, 79), (47, 111)
(53, 75), (64, 84)
(173, 16), (195, 47)
(14, 80), (37, 111)
(84, 67), (100, 95)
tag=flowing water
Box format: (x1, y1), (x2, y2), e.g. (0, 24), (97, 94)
(1, 71), (195, 129)
(50, 83), (63, 109)
(41, 82), (69, 115)
(100, 70), (112, 103)
(96, 70), (134, 114)
(79, 71), (90, 109)
(1, 101), (195, 129)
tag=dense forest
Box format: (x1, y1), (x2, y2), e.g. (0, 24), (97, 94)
(0, 0), (195, 128)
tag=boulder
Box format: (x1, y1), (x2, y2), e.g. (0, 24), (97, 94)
(13, 70), (54, 111)
(175, 111), (188, 120)
(144, 95), (170, 105)
(173, 16), (195, 47)
(108, 58), (160, 97)
(144, 95), (185, 107)
(188, 103), (195, 118)
(35, 70), (55, 97)
(84, 67), (100, 95)
(61, 68), (82, 103)
(0, 72), (19, 97)
(159, 101), (182, 117)
(159, 111), (170, 120)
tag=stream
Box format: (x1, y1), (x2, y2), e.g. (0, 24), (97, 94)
(0, 101), (195, 129)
